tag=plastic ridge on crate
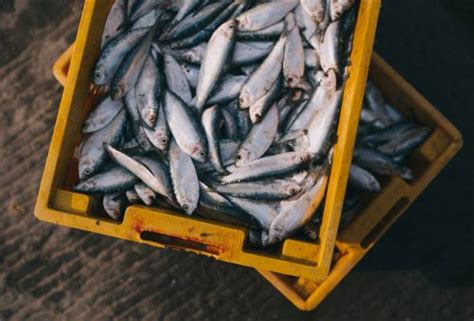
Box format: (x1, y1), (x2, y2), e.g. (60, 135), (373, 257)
(51, 43), (462, 313)
(258, 54), (463, 310)
(36, 0), (381, 282)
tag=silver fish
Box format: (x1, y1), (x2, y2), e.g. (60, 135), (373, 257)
(164, 53), (193, 104)
(301, 0), (327, 22)
(240, 33), (287, 109)
(111, 26), (156, 99)
(181, 62), (200, 88)
(164, 90), (208, 162)
(232, 41), (274, 66)
(196, 19), (237, 112)
(134, 156), (175, 203)
(195, 140), (240, 173)
(126, 188), (141, 203)
(236, 21), (285, 41)
(103, 193), (128, 220)
(225, 196), (279, 230)
(236, 104), (279, 167)
(221, 108), (239, 141)
(172, 0), (201, 24)
(222, 152), (311, 184)
(93, 27), (149, 86)
(78, 109), (127, 180)
(283, 13), (305, 88)
(349, 164), (381, 192)
(101, 0), (127, 48)
(82, 97), (124, 134)
(202, 106), (226, 173)
(75, 165), (138, 194)
(354, 147), (409, 177)
(294, 4), (319, 49)
(304, 49), (320, 69)
(129, 0), (177, 23)
(134, 183), (157, 206)
(105, 145), (174, 198)
(181, 43), (207, 64)
(214, 179), (302, 200)
(207, 75), (248, 106)
(135, 54), (162, 128)
(236, 0), (299, 32)
(319, 20), (341, 73)
(143, 104), (170, 152)
(249, 76), (281, 123)
(377, 127), (431, 156)
(267, 170), (328, 244)
(168, 140), (200, 215)
(330, 0), (356, 21)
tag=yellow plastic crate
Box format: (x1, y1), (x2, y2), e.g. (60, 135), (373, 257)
(37, 0), (381, 281)
(258, 54), (463, 310)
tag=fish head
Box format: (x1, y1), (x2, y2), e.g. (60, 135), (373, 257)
(144, 111), (158, 128)
(294, 152), (312, 164)
(284, 182), (303, 196)
(93, 66), (108, 85)
(180, 199), (196, 215)
(78, 158), (96, 180)
(111, 83), (126, 100)
(312, 7), (326, 23)
(73, 180), (96, 193)
(330, 0), (354, 21)
(236, 16), (250, 30)
(154, 130), (169, 150)
(322, 69), (337, 91)
(239, 92), (251, 109)
(250, 110), (263, 124)
(286, 74), (301, 89)
(235, 149), (251, 167)
(191, 143), (208, 163)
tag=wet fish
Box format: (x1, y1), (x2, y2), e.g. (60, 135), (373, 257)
(249, 77), (281, 123)
(75, 165), (138, 194)
(79, 109), (127, 180)
(348, 164), (381, 192)
(319, 20), (341, 73)
(172, 0), (201, 25)
(214, 179), (302, 200)
(196, 19), (237, 112)
(222, 152), (311, 184)
(283, 13), (305, 88)
(126, 188), (141, 203)
(206, 75), (248, 106)
(240, 33), (287, 109)
(143, 104), (170, 152)
(236, 21), (285, 41)
(169, 140), (200, 214)
(135, 54), (162, 128)
(163, 53), (193, 104)
(101, 0), (127, 48)
(164, 91), (208, 162)
(111, 26), (156, 99)
(226, 196), (279, 230)
(377, 126), (431, 156)
(354, 147), (410, 177)
(232, 41), (274, 66)
(181, 62), (200, 88)
(134, 156), (175, 202)
(103, 193), (128, 220)
(236, 104), (279, 167)
(93, 27), (149, 86)
(220, 108), (239, 141)
(134, 183), (157, 206)
(202, 106), (226, 173)
(330, 0), (356, 21)
(236, 0), (299, 32)
(82, 97), (124, 134)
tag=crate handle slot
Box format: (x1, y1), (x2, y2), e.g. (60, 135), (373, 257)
(140, 231), (223, 256)
(361, 197), (410, 248)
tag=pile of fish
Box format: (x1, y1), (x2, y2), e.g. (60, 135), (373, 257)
(340, 81), (431, 226)
(74, 0), (360, 246)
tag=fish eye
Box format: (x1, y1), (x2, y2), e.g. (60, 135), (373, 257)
(161, 138), (168, 144)
(94, 72), (102, 80)
(140, 141), (147, 147)
(182, 204), (189, 211)
(199, 151), (206, 157)
(84, 168), (92, 175)
(289, 187), (297, 194)
(235, 154), (241, 160)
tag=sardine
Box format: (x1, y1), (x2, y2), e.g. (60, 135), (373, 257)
(168, 140), (200, 214)
(202, 106), (226, 173)
(171, 0), (201, 25)
(79, 109), (127, 180)
(93, 27), (149, 86)
(225, 196), (279, 230)
(221, 108), (239, 141)
(222, 152), (311, 184)
(164, 53), (193, 104)
(236, 104), (279, 167)
(354, 147), (408, 177)
(232, 41), (274, 66)
(319, 20), (340, 73)
(164, 90), (208, 162)
(377, 127), (431, 156)
(134, 183), (157, 206)
(240, 33), (287, 109)
(143, 104), (170, 152)
(348, 164), (381, 192)
(103, 193), (128, 220)
(283, 13), (305, 88)
(249, 76), (281, 123)
(181, 62), (200, 88)
(236, 0), (299, 32)
(214, 179), (302, 200)
(196, 19), (237, 112)
(207, 75), (248, 106)
(236, 21), (285, 41)
(82, 97), (124, 134)
(135, 54), (162, 128)
(75, 165), (138, 194)
(101, 0), (127, 48)
(330, 0), (356, 21)
(111, 26), (156, 99)
(134, 156), (175, 202)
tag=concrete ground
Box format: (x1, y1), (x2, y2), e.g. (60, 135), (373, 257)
(0, 0), (472, 320)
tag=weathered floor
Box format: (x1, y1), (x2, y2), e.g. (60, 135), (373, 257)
(0, 1), (473, 320)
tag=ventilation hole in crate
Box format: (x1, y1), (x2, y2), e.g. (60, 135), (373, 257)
(140, 231), (222, 255)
